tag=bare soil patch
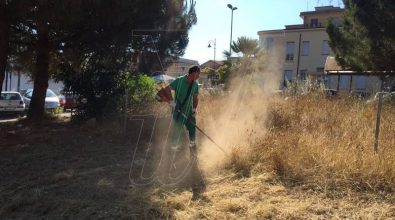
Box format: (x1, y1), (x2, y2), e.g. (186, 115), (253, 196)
(0, 116), (172, 219)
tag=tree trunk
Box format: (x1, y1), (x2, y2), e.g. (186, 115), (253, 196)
(28, 20), (50, 118)
(0, 1), (9, 95)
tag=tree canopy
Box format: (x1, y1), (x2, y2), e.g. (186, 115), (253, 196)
(2, 0), (197, 118)
(327, 0), (395, 71)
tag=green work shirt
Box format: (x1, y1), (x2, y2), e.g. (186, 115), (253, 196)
(169, 75), (199, 118)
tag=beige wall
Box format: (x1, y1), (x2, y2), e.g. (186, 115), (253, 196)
(165, 63), (189, 77)
(260, 28), (332, 83)
(165, 59), (199, 77)
(258, 7), (344, 89)
(258, 7), (384, 93)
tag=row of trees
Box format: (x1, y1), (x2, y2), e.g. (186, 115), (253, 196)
(1, 0), (197, 119)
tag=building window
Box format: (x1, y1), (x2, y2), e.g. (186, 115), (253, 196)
(283, 70), (293, 87)
(311, 18), (319, 28)
(299, 70), (307, 81)
(340, 75), (351, 89)
(356, 75), (367, 90)
(208, 74), (219, 81)
(301, 41), (309, 56)
(322, 40), (330, 55)
(265, 37), (274, 51)
(286, 42), (294, 61)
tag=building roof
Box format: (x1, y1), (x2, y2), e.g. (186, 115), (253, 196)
(258, 5), (344, 34)
(324, 56), (348, 72)
(258, 26), (326, 34)
(300, 6), (343, 17)
(258, 6), (344, 34)
(167, 57), (199, 65)
(200, 60), (224, 68)
(284, 24), (306, 30)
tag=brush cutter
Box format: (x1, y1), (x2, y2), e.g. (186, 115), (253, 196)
(174, 108), (227, 155)
(158, 85), (227, 154)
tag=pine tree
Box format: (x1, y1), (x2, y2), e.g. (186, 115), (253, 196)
(0, 0), (32, 95)
(327, 0), (395, 71)
(5, 0), (196, 118)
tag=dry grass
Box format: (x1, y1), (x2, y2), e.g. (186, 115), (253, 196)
(153, 95), (395, 219)
(1, 94), (394, 219)
(155, 173), (395, 219)
(260, 96), (395, 191)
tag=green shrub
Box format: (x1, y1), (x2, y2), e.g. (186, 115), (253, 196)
(121, 73), (157, 112)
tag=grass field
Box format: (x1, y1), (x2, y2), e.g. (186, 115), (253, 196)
(1, 95), (394, 219)
(146, 94), (394, 219)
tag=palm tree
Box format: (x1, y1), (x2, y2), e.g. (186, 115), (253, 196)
(230, 36), (259, 57)
(222, 49), (231, 59)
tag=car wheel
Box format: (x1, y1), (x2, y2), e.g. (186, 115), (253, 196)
(19, 112), (26, 118)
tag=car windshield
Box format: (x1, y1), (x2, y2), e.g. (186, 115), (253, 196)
(23, 89), (57, 98)
(0, 93), (21, 100)
(46, 90), (57, 97)
(24, 91), (32, 98)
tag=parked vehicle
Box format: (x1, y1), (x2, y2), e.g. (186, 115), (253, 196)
(0, 91), (25, 116)
(58, 91), (78, 111)
(58, 94), (66, 107)
(22, 89), (60, 111)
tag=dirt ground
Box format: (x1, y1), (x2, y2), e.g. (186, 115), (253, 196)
(0, 115), (175, 220)
(1, 115), (395, 219)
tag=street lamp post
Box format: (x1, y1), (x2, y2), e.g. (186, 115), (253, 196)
(227, 4), (238, 57)
(208, 39), (217, 85)
(208, 39), (216, 69)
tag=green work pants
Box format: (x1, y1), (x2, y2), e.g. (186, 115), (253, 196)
(171, 113), (196, 146)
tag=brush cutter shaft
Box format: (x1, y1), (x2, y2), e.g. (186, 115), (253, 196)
(175, 109), (227, 154)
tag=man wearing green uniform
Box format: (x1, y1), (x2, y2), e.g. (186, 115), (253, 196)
(163, 65), (205, 198)
(169, 66), (199, 145)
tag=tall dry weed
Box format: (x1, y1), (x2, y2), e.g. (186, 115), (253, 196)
(256, 96), (395, 191)
(194, 51), (395, 193)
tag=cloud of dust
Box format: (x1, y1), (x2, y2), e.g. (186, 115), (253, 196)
(198, 50), (283, 173)
(129, 50), (283, 186)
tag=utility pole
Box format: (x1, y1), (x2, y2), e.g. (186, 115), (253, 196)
(208, 39), (216, 69)
(227, 4), (238, 57)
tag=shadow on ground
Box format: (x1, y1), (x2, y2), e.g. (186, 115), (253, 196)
(0, 116), (186, 219)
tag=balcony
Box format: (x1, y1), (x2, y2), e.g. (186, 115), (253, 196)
(285, 54), (294, 62)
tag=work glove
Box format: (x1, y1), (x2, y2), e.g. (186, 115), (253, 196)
(169, 100), (176, 113)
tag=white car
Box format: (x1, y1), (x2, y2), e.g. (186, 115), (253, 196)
(0, 91), (26, 116)
(23, 88), (60, 110)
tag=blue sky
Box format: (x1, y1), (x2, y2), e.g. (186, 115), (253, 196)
(182, 0), (344, 64)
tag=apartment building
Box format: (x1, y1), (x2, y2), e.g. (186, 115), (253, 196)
(258, 6), (344, 89)
(164, 58), (199, 78)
